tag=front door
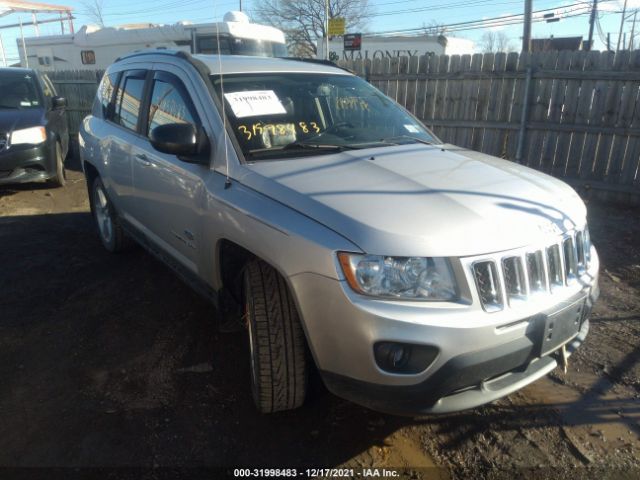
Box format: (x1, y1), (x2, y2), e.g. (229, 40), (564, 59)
(132, 68), (210, 274)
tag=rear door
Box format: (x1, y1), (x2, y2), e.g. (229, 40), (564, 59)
(131, 67), (210, 274)
(106, 68), (149, 219)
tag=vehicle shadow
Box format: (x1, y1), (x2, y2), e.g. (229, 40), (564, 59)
(0, 211), (636, 470)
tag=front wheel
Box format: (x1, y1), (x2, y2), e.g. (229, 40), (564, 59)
(243, 259), (309, 413)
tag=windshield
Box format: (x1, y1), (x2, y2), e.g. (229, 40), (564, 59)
(211, 72), (439, 160)
(0, 71), (41, 110)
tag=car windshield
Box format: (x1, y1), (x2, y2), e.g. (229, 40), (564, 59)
(210, 72), (439, 160)
(0, 71), (41, 110)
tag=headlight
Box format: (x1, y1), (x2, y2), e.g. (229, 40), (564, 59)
(10, 126), (46, 146)
(338, 252), (457, 301)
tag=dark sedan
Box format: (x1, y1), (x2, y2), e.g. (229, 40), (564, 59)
(0, 67), (69, 187)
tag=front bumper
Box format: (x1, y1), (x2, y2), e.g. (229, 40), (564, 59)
(289, 249), (599, 415)
(0, 142), (54, 185)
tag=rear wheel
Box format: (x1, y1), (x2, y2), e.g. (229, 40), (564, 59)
(243, 259), (308, 413)
(91, 177), (131, 252)
(49, 142), (66, 187)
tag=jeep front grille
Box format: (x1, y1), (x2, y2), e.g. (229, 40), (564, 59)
(0, 133), (7, 153)
(472, 228), (591, 312)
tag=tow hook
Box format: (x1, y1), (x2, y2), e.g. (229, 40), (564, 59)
(558, 344), (569, 374)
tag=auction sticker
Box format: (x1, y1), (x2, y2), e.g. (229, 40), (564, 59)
(224, 90), (286, 118)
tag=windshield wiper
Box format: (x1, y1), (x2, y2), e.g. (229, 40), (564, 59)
(282, 142), (360, 151)
(378, 135), (435, 146)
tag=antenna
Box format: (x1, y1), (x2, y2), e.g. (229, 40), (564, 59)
(214, 2), (232, 189)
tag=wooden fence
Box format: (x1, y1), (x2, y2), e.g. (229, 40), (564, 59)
(339, 50), (640, 203)
(48, 55), (640, 202)
(48, 70), (103, 135)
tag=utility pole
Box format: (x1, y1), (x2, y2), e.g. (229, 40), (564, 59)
(0, 34), (6, 67)
(607, 32), (611, 51)
(617, 0), (628, 51)
(325, 0), (329, 60)
(630, 10), (637, 50)
(586, 0), (597, 51)
(523, 0), (532, 52)
(19, 17), (28, 68)
(239, 0), (242, 11)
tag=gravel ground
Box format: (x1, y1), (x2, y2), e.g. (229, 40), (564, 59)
(0, 159), (638, 479)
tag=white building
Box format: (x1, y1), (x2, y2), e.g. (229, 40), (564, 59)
(317, 34), (474, 61)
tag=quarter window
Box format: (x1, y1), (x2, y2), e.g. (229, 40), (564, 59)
(96, 72), (118, 119)
(114, 72), (146, 131)
(147, 76), (198, 136)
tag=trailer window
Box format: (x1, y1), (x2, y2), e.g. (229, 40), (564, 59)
(81, 50), (96, 65)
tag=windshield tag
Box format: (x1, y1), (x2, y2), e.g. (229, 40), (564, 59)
(404, 124), (420, 133)
(224, 90), (286, 118)
(20, 101), (32, 107)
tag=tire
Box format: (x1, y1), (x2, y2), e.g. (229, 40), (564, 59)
(90, 176), (132, 253)
(49, 142), (66, 187)
(243, 259), (308, 413)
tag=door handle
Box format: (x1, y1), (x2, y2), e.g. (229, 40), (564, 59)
(135, 153), (152, 167)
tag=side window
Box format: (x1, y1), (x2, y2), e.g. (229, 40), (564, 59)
(147, 75), (199, 136)
(114, 72), (146, 131)
(95, 72), (118, 119)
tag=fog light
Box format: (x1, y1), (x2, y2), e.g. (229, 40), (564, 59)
(374, 342), (439, 374)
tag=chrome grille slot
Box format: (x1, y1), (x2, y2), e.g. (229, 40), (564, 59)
(575, 231), (585, 273)
(563, 236), (578, 283)
(546, 244), (563, 291)
(502, 256), (527, 304)
(526, 251), (547, 293)
(473, 261), (503, 312)
(584, 227), (592, 267)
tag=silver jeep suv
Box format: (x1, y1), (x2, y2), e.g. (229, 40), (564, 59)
(79, 50), (599, 415)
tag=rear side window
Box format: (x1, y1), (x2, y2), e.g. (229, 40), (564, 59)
(147, 75), (198, 136)
(114, 71), (146, 131)
(95, 72), (118, 119)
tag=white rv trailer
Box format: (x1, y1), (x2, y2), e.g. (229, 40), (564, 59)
(18, 11), (287, 71)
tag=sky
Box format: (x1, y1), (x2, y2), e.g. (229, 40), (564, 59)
(1, 0), (639, 64)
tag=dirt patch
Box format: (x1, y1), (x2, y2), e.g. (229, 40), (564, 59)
(0, 169), (638, 478)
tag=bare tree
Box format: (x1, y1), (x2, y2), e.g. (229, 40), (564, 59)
(83, 0), (106, 27)
(479, 31), (514, 53)
(254, 0), (372, 57)
(422, 20), (447, 36)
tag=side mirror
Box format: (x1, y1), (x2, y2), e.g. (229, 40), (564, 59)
(149, 123), (209, 161)
(52, 96), (67, 109)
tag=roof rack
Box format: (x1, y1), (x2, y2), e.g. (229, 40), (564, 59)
(115, 48), (192, 63)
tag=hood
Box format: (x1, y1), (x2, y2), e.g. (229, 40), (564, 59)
(0, 108), (45, 134)
(241, 144), (587, 257)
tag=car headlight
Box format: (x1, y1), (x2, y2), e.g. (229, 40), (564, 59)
(338, 252), (457, 301)
(10, 126), (46, 146)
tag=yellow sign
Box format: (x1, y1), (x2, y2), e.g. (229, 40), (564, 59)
(328, 17), (346, 36)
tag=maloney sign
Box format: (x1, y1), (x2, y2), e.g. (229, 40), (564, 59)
(318, 34), (474, 61)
